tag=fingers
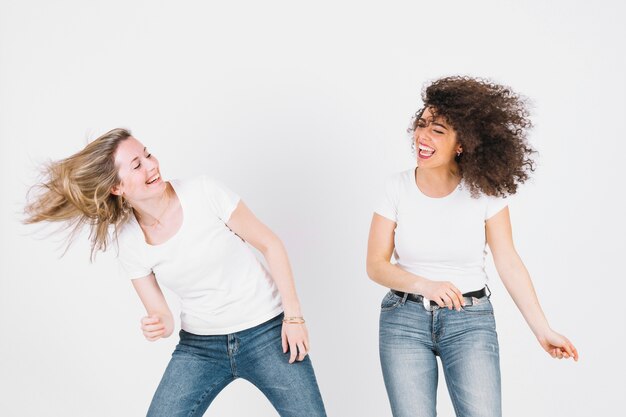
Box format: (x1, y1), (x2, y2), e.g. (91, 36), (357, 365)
(141, 316), (163, 332)
(142, 323), (165, 332)
(141, 316), (161, 326)
(144, 330), (165, 341)
(444, 290), (463, 311)
(141, 315), (164, 341)
(561, 343), (573, 359)
(452, 286), (465, 307)
(559, 337), (579, 362)
(296, 342), (307, 361)
(143, 325), (165, 340)
(555, 348), (564, 359)
(283, 324), (309, 363)
(281, 327), (288, 354)
(548, 347), (574, 360)
(286, 342), (309, 363)
(437, 285), (464, 310)
(544, 333), (579, 362)
(441, 293), (453, 310)
(143, 324), (165, 340)
(288, 341), (298, 364)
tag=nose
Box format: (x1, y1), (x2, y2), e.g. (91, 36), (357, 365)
(414, 130), (432, 144)
(145, 156), (158, 171)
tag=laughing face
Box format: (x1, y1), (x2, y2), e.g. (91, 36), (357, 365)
(414, 107), (462, 169)
(111, 136), (165, 202)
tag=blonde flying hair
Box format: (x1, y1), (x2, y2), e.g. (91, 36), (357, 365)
(24, 128), (133, 260)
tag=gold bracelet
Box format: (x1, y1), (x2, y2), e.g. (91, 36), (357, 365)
(282, 316), (305, 324)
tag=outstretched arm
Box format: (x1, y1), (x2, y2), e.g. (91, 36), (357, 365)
(132, 273), (175, 341)
(486, 207), (578, 361)
(226, 200), (308, 364)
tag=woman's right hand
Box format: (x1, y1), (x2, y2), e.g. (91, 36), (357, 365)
(418, 279), (465, 310)
(132, 274), (174, 342)
(140, 314), (173, 341)
(537, 329), (579, 361)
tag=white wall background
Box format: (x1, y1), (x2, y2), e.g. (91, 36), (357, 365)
(1, 0), (624, 415)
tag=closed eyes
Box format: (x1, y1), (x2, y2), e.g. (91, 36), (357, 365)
(133, 153), (152, 170)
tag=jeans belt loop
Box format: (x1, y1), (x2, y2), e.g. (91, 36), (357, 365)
(401, 292), (409, 305)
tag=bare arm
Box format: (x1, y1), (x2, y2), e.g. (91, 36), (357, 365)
(486, 207), (578, 360)
(366, 213), (422, 292)
(366, 213), (465, 310)
(132, 273), (175, 341)
(227, 201), (301, 316)
(226, 200), (307, 363)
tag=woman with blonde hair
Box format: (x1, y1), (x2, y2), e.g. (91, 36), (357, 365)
(367, 76), (578, 417)
(25, 129), (327, 416)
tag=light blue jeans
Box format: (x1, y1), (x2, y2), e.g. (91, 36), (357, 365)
(379, 290), (501, 417)
(147, 313), (327, 417)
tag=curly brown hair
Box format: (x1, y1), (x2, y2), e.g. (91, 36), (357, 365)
(410, 76), (536, 197)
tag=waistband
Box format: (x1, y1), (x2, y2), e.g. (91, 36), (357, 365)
(391, 287), (489, 308)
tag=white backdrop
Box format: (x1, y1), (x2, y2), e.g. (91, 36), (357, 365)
(1, 1), (624, 416)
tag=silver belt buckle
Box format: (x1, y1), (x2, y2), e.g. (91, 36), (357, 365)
(423, 296), (433, 311)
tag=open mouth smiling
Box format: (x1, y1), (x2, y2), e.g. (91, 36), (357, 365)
(418, 143), (435, 159)
(146, 173), (161, 185)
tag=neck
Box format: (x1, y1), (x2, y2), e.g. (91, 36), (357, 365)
(131, 184), (171, 227)
(415, 163), (461, 195)
(416, 162), (460, 183)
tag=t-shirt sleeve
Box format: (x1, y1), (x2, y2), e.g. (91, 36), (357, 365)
(485, 195), (509, 220)
(374, 175), (400, 222)
(202, 176), (241, 223)
(116, 230), (152, 280)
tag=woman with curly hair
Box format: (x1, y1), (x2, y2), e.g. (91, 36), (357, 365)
(24, 129), (327, 416)
(366, 76), (578, 417)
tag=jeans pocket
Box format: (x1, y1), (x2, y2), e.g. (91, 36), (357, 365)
(461, 298), (494, 315)
(380, 291), (403, 312)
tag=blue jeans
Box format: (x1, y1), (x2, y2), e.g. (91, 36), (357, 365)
(147, 313), (327, 417)
(379, 291), (501, 417)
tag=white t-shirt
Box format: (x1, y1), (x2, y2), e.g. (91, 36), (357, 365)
(375, 169), (509, 294)
(117, 176), (283, 335)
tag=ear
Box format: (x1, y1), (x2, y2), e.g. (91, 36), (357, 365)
(456, 145), (463, 154)
(111, 184), (123, 196)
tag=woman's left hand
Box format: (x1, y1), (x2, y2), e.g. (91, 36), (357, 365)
(281, 322), (310, 364)
(537, 329), (579, 361)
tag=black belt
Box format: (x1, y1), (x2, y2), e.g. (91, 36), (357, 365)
(392, 287), (488, 307)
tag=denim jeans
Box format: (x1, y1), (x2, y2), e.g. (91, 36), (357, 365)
(379, 291), (501, 417)
(147, 313), (327, 417)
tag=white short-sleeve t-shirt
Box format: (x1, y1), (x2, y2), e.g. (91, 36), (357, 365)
(117, 176), (283, 335)
(375, 169), (508, 293)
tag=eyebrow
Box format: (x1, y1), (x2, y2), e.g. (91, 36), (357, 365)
(129, 147), (147, 166)
(418, 118), (449, 130)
